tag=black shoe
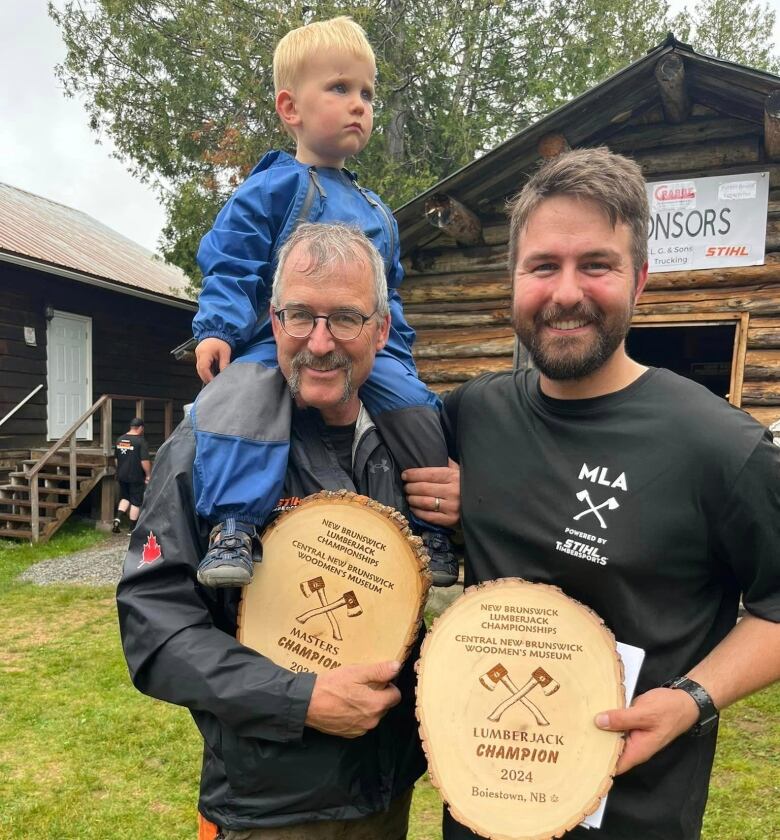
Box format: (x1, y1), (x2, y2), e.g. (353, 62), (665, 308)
(197, 518), (260, 588)
(422, 530), (459, 587)
(112, 518), (121, 534)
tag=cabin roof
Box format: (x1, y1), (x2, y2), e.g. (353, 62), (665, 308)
(0, 182), (195, 310)
(395, 35), (780, 255)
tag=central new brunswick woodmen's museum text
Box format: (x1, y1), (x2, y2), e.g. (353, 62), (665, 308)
(454, 604), (592, 659)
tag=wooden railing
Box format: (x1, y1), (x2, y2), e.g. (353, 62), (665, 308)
(0, 384), (44, 430)
(25, 394), (174, 541)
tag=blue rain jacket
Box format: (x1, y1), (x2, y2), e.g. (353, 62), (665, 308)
(193, 150), (416, 371)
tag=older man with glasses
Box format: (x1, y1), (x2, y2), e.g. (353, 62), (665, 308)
(117, 223), (458, 840)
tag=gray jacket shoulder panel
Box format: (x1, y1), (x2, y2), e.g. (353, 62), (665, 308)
(192, 364), (292, 442)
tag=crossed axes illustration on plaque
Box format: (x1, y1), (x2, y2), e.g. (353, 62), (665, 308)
(479, 664), (560, 725)
(297, 577), (362, 641)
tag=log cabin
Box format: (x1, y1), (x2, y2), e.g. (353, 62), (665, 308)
(395, 36), (780, 437)
(0, 183), (199, 540)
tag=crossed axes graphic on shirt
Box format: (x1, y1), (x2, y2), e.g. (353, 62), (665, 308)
(480, 664), (560, 724)
(573, 489), (620, 529)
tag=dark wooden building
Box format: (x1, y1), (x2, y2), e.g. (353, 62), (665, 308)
(0, 183), (199, 540)
(396, 37), (780, 434)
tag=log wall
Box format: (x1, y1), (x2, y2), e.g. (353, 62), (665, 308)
(0, 262), (199, 452)
(400, 110), (780, 428)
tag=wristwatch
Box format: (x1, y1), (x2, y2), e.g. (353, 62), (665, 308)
(662, 676), (719, 736)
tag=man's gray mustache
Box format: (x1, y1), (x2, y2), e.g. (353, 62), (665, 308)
(287, 350), (355, 404)
(290, 350), (352, 372)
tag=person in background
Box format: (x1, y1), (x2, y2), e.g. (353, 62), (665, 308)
(113, 417), (150, 533)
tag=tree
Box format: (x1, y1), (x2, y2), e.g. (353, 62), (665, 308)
(672, 0), (779, 72)
(48, 1), (775, 285)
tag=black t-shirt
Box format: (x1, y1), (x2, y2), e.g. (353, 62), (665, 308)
(443, 367), (780, 840)
(321, 422), (357, 478)
(115, 433), (150, 483)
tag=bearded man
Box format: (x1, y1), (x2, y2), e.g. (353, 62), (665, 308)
(441, 148), (780, 840)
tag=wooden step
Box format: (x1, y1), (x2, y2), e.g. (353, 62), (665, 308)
(8, 467), (99, 481)
(28, 449), (109, 464)
(11, 471), (96, 482)
(0, 499), (64, 510)
(0, 527), (34, 539)
(0, 512), (53, 524)
(0, 484), (77, 497)
(28, 486), (81, 497)
(23, 456), (109, 468)
(29, 447), (105, 454)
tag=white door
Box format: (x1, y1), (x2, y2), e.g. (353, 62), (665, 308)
(47, 312), (92, 440)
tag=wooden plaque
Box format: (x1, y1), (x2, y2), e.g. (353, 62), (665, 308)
(238, 490), (431, 674)
(416, 578), (625, 840)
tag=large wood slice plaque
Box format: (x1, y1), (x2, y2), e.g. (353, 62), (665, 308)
(238, 490), (431, 674)
(416, 578), (624, 840)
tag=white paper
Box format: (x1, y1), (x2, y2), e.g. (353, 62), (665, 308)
(646, 171), (768, 273)
(580, 641), (646, 830)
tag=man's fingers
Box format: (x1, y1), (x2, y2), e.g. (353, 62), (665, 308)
(407, 493), (448, 511)
(357, 659), (401, 687)
(594, 688), (704, 774)
(408, 503), (457, 528)
(595, 708), (641, 731)
(403, 466), (455, 484)
(370, 681), (402, 712)
(615, 735), (652, 774)
(305, 661), (403, 737)
(405, 486), (450, 505)
(404, 460), (461, 528)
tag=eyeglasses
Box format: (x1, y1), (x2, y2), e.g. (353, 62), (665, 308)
(275, 307), (378, 340)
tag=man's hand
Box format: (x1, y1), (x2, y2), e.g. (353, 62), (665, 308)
(402, 459), (460, 528)
(195, 337), (232, 383)
(305, 660), (402, 738)
(595, 686), (700, 774)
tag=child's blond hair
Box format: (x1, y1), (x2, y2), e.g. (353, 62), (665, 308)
(273, 16), (376, 95)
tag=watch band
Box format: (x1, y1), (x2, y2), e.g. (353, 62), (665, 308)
(662, 676), (719, 736)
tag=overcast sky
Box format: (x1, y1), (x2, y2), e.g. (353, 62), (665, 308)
(0, 1), (166, 252)
(1, 2), (778, 256)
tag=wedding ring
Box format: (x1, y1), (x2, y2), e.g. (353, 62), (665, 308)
(434, 497), (441, 512)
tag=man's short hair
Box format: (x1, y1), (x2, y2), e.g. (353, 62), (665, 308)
(271, 222), (389, 319)
(273, 16), (376, 95)
(130, 417), (144, 428)
(507, 147), (649, 279)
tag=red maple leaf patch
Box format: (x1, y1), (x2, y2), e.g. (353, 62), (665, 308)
(139, 532), (163, 566)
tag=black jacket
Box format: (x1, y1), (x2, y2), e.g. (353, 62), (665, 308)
(116, 404), (425, 830)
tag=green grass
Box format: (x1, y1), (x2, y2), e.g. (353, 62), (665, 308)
(0, 518), (109, 593)
(702, 688), (780, 839)
(1, 526), (778, 838)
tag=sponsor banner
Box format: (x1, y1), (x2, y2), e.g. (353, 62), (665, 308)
(646, 172), (768, 273)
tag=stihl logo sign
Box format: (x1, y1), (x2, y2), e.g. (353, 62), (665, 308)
(705, 245), (749, 257)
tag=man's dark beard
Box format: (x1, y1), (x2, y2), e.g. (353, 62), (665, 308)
(512, 301), (633, 381)
(288, 350), (354, 403)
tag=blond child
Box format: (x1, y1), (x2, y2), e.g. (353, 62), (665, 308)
(191, 17), (456, 589)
